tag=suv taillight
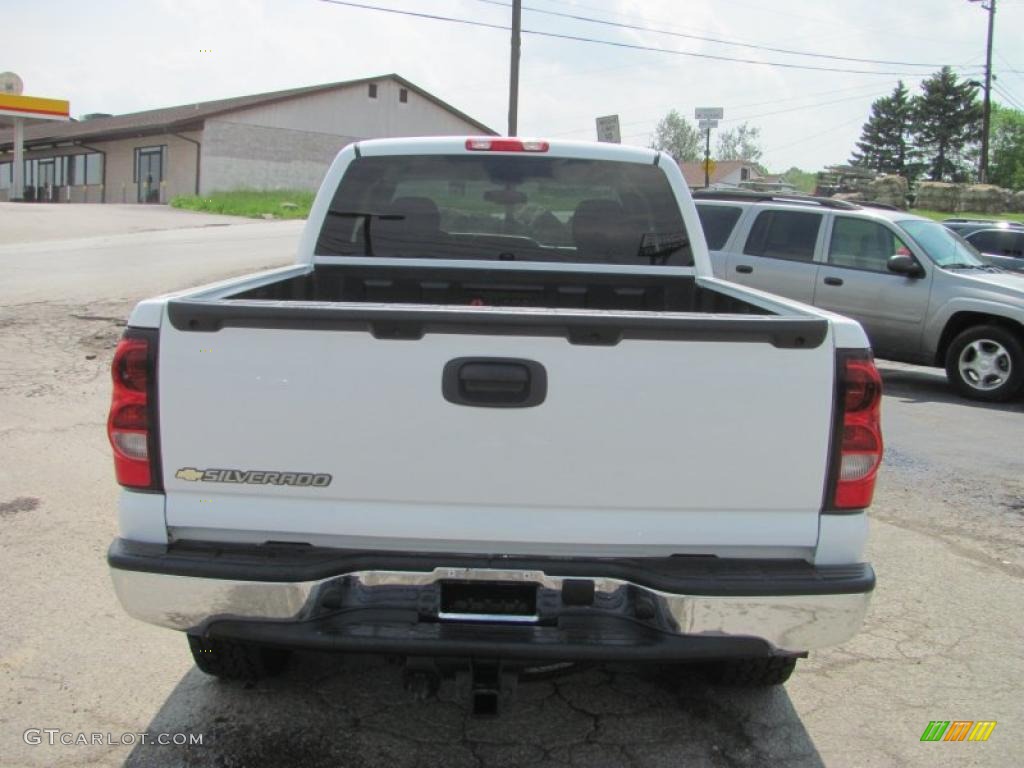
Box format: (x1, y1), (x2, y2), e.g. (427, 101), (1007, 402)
(107, 329), (161, 490)
(829, 352), (883, 510)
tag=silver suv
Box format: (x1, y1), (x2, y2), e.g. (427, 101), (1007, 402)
(695, 192), (1024, 401)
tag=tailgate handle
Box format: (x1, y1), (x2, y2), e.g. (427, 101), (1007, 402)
(443, 358), (547, 408)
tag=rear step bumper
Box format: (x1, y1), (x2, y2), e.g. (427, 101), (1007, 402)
(108, 539), (874, 657)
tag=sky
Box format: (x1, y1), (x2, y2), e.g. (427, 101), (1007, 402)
(6, 0), (1024, 172)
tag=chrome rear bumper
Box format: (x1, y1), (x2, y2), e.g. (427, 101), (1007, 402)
(109, 540), (873, 656)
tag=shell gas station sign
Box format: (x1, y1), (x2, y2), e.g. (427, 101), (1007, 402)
(0, 73), (70, 201)
(0, 94), (70, 121)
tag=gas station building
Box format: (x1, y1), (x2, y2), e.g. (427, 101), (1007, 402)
(0, 74), (492, 205)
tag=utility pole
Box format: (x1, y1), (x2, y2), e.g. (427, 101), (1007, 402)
(508, 0), (522, 136)
(704, 127), (711, 188)
(970, 0), (996, 182)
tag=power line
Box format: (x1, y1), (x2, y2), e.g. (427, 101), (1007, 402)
(995, 52), (1024, 86)
(546, 86), (887, 139)
(993, 82), (1024, 110)
(537, 77), (888, 134)
(712, 80), (887, 112)
(469, 0), (961, 69)
(992, 77), (1022, 98)
(730, 89), (887, 123)
(317, 0), (983, 77)
(762, 114), (867, 154)
(524, 0), (982, 49)
(994, 90), (1024, 111)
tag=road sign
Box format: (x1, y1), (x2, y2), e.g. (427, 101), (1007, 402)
(595, 114), (621, 143)
(694, 107), (724, 120)
(698, 119), (719, 131)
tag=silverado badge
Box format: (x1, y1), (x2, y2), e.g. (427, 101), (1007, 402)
(174, 467), (332, 487)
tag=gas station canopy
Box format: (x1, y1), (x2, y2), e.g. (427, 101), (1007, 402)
(0, 78), (70, 201)
(0, 94), (71, 123)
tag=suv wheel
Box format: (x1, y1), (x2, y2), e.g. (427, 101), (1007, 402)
(187, 635), (291, 680)
(945, 325), (1024, 402)
(702, 656), (798, 687)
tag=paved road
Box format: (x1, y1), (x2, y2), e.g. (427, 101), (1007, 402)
(0, 202), (252, 245)
(0, 210), (1021, 767)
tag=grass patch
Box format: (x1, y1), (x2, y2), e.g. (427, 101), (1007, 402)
(910, 208), (1024, 223)
(170, 189), (314, 219)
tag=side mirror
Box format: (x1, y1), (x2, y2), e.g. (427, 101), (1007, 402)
(887, 254), (924, 278)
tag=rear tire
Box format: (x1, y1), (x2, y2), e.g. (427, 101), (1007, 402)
(702, 656), (798, 687)
(187, 635), (291, 680)
(945, 325), (1024, 402)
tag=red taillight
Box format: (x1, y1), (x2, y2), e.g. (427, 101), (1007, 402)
(107, 332), (159, 490)
(465, 137), (550, 152)
(832, 355), (883, 509)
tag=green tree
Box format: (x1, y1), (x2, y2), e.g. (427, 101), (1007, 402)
(779, 167), (816, 194)
(716, 122), (763, 163)
(988, 103), (1024, 190)
(913, 67), (983, 182)
(650, 110), (702, 162)
(850, 81), (914, 178)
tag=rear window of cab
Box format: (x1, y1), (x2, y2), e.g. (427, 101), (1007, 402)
(315, 154), (693, 266)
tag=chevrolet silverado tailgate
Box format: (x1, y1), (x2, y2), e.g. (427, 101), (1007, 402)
(157, 301), (835, 556)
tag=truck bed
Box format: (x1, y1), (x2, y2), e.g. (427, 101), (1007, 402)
(226, 264), (767, 313)
(165, 264), (827, 352)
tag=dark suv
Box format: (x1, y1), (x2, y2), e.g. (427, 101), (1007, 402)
(943, 219), (1024, 274)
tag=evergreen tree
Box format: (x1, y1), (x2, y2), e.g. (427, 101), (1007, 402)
(650, 110), (703, 162)
(912, 67), (983, 182)
(850, 81), (914, 177)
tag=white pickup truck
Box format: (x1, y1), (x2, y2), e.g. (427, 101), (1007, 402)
(107, 137), (880, 710)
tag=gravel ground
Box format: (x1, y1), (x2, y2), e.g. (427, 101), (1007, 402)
(0, 207), (1021, 768)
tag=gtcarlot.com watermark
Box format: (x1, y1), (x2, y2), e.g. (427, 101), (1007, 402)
(24, 729), (203, 747)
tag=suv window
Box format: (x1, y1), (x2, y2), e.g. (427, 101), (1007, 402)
(743, 210), (821, 262)
(696, 204), (742, 250)
(828, 217), (910, 272)
(968, 230), (1024, 258)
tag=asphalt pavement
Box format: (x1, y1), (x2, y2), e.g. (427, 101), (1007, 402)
(0, 206), (1021, 768)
